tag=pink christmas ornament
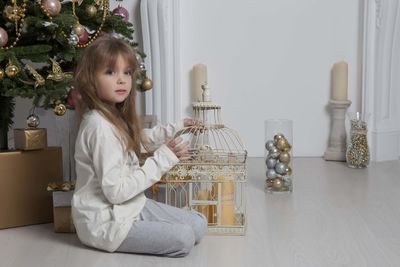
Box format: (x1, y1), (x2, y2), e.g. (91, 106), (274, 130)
(0, 27), (8, 47)
(67, 88), (81, 108)
(78, 29), (88, 44)
(41, 0), (62, 16)
(112, 5), (129, 22)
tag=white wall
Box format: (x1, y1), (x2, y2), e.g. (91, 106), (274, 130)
(9, 0), (364, 174)
(179, 0), (363, 157)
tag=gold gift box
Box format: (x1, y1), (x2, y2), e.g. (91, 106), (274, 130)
(13, 128), (47, 150)
(0, 147), (63, 229)
(53, 207), (76, 233)
(52, 190), (76, 233)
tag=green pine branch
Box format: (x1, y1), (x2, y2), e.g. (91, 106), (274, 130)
(0, 1), (144, 111)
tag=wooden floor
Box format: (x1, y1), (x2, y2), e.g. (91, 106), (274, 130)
(1, 157), (400, 267)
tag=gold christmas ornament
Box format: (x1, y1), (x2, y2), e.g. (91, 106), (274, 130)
(54, 103), (66, 116)
(141, 78), (153, 91)
(3, 5), (22, 21)
(285, 166), (292, 176)
(5, 63), (20, 78)
(274, 133), (285, 143)
(47, 58), (73, 82)
(276, 138), (288, 150)
(86, 5), (97, 17)
(1, 1), (27, 50)
(73, 23), (85, 36)
(72, 0), (110, 48)
(266, 179), (274, 188)
(279, 151), (290, 164)
(0, 68), (5, 80)
(272, 178), (283, 189)
(19, 64), (45, 88)
(282, 143), (292, 152)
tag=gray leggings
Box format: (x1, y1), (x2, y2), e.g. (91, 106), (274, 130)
(116, 199), (208, 257)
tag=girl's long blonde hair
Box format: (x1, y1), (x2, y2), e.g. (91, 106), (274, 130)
(74, 35), (142, 156)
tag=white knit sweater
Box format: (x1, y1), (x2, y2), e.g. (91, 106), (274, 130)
(72, 110), (182, 252)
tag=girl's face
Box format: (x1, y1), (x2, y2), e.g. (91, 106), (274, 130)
(95, 54), (133, 105)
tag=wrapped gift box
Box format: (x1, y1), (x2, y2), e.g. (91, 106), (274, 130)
(13, 128), (47, 150)
(52, 191), (75, 233)
(0, 147), (63, 229)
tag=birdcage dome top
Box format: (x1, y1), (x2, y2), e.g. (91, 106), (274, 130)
(175, 84), (247, 164)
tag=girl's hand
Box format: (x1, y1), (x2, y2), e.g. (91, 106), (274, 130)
(165, 137), (190, 160)
(183, 118), (195, 127)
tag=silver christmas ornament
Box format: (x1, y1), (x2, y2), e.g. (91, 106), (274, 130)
(139, 63), (145, 71)
(266, 169), (277, 179)
(275, 162), (287, 175)
(266, 157), (277, 169)
(268, 146), (280, 159)
(265, 140), (275, 151)
(68, 34), (79, 45)
(27, 114), (40, 128)
(271, 147), (279, 154)
(268, 151), (280, 159)
(136, 53), (144, 64)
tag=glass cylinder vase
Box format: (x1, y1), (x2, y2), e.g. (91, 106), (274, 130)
(264, 119), (293, 193)
(346, 112), (370, 168)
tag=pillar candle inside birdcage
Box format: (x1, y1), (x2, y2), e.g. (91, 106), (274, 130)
(165, 83), (247, 235)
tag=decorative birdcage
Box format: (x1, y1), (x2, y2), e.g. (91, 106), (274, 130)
(165, 84), (247, 235)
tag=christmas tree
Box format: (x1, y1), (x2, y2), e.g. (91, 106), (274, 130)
(0, 0), (152, 149)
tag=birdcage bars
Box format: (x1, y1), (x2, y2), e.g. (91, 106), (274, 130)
(165, 162), (247, 235)
(164, 83), (248, 235)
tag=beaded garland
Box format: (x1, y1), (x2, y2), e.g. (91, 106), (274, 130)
(0, 0), (28, 50)
(38, 0), (110, 48)
(72, 0), (109, 48)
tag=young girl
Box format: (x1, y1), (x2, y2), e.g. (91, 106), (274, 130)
(71, 35), (207, 257)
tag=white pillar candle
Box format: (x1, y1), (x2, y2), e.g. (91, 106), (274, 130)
(331, 61), (348, 101)
(192, 64), (207, 102)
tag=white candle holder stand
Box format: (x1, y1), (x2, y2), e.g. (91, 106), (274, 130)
(324, 99), (352, 161)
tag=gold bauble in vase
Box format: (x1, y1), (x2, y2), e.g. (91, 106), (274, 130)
(141, 78), (153, 91)
(279, 152), (290, 164)
(272, 178), (283, 189)
(5, 64), (20, 78)
(282, 143), (292, 152)
(276, 138), (288, 151)
(54, 103), (66, 116)
(285, 166), (292, 176)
